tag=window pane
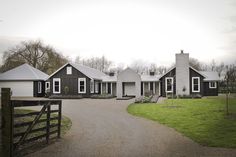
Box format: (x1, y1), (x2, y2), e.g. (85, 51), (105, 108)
(55, 86), (59, 92)
(80, 81), (84, 86)
(194, 85), (198, 91)
(80, 86), (84, 92)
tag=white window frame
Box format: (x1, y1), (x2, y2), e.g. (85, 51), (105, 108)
(66, 66), (72, 75)
(192, 77), (200, 92)
(209, 82), (217, 88)
(53, 78), (61, 94)
(38, 82), (42, 93)
(165, 77), (173, 93)
(45, 82), (50, 91)
(78, 78), (86, 94)
(90, 80), (94, 93)
(95, 82), (99, 93)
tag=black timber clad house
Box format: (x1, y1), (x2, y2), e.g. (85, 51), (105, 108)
(46, 63), (105, 97)
(46, 52), (220, 98)
(159, 52), (220, 97)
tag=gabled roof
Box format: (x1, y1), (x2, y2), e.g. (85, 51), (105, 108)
(159, 66), (176, 79)
(48, 62), (107, 80)
(199, 71), (220, 81)
(141, 75), (160, 82)
(0, 63), (49, 81)
(102, 75), (117, 82)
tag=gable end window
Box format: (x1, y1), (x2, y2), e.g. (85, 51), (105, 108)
(53, 78), (61, 94)
(165, 77), (173, 93)
(209, 82), (217, 88)
(192, 77), (200, 92)
(38, 82), (42, 93)
(67, 66), (72, 75)
(78, 78), (86, 94)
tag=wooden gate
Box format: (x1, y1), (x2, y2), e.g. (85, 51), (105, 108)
(1, 88), (62, 157)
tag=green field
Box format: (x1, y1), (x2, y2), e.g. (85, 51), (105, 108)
(127, 95), (236, 148)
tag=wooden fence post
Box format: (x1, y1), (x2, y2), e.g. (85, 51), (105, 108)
(58, 101), (62, 138)
(46, 104), (51, 144)
(1, 88), (13, 157)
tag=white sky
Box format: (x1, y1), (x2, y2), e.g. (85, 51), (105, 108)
(0, 0), (236, 67)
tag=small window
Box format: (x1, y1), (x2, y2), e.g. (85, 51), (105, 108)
(209, 82), (217, 88)
(192, 77), (200, 92)
(165, 77), (173, 93)
(53, 78), (61, 93)
(67, 66), (72, 75)
(95, 82), (99, 93)
(90, 80), (94, 93)
(38, 82), (42, 93)
(45, 82), (50, 91)
(78, 78), (86, 93)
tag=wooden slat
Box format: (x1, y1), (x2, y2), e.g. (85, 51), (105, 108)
(12, 100), (61, 107)
(14, 130), (59, 146)
(14, 124), (58, 138)
(50, 110), (59, 113)
(14, 111), (46, 118)
(14, 104), (48, 150)
(14, 117), (59, 128)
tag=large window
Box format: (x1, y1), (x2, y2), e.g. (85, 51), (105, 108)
(192, 77), (200, 92)
(90, 80), (94, 93)
(38, 82), (42, 93)
(53, 78), (61, 94)
(209, 82), (217, 88)
(165, 77), (173, 93)
(78, 78), (86, 93)
(95, 82), (99, 93)
(66, 66), (72, 75)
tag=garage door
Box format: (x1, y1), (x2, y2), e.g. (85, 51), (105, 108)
(0, 81), (33, 97)
(124, 82), (135, 96)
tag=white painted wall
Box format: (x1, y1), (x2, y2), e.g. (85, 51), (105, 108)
(176, 53), (190, 95)
(124, 82), (135, 96)
(0, 81), (33, 97)
(117, 68), (141, 98)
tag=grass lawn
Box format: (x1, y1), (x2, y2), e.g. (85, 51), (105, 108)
(127, 95), (236, 148)
(0, 109), (72, 155)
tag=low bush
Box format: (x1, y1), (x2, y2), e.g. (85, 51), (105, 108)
(90, 94), (115, 99)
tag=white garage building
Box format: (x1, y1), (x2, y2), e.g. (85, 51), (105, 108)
(0, 63), (49, 97)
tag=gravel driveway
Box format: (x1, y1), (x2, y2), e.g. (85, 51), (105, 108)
(27, 99), (236, 157)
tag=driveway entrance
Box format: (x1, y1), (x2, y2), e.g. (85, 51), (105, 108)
(27, 99), (236, 157)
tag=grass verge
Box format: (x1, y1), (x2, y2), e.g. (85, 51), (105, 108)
(127, 96), (236, 148)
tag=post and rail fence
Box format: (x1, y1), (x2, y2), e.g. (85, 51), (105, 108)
(1, 88), (62, 157)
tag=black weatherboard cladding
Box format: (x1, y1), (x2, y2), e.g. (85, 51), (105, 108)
(189, 68), (204, 96)
(203, 82), (218, 96)
(160, 68), (176, 97)
(49, 64), (91, 97)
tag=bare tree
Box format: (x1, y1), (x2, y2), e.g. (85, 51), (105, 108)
(224, 63), (236, 115)
(215, 62), (225, 78)
(129, 60), (149, 74)
(189, 57), (204, 70)
(77, 55), (113, 72)
(0, 40), (68, 74)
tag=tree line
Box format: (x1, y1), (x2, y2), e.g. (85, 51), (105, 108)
(0, 40), (235, 93)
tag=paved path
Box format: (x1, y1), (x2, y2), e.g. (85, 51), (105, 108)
(27, 99), (236, 157)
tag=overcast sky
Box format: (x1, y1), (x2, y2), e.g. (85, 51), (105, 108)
(0, 0), (236, 67)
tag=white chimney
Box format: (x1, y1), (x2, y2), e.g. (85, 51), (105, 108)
(176, 50), (190, 95)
